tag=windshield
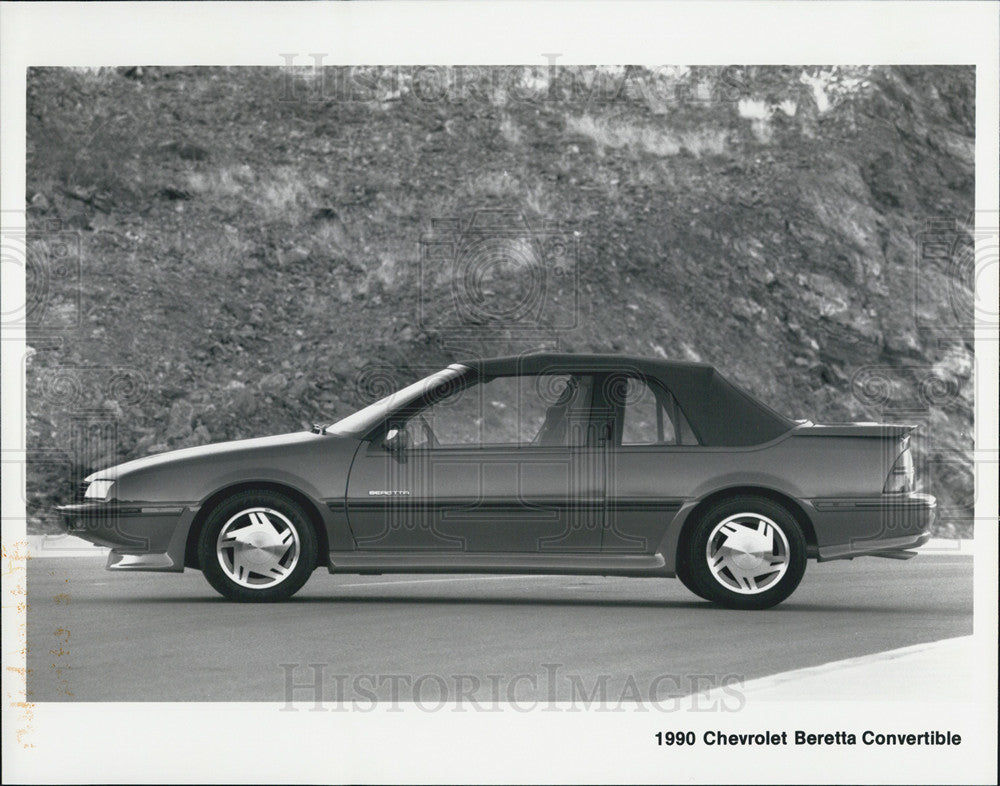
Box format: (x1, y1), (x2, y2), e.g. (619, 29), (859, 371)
(324, 364), (467, 436)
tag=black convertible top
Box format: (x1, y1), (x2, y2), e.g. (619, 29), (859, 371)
(457, 353), (795, 447)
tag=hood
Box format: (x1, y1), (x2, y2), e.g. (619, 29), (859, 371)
(85, 431), (334, 481)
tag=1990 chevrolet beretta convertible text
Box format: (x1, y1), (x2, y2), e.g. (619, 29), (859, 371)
(58, 354), (935, 609)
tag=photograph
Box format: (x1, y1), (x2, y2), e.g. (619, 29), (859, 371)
(2, 3), (997, 784)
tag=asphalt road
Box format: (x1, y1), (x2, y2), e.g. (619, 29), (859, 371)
(26, 555), (972, 703)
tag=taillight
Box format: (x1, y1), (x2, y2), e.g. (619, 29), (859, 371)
(883, 441), (915, 493)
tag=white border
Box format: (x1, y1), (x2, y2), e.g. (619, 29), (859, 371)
(2, 2), (998, 784)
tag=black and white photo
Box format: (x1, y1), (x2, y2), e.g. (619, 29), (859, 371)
(2, 3), (997, 784)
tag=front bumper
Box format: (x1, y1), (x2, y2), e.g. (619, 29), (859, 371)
(807, 492), (936, 562)
(55, 501), (196, 572)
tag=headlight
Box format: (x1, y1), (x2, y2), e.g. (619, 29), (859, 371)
(84, 480), (116, 500)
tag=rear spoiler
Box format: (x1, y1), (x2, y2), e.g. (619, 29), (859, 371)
(791, 422), (918, 438)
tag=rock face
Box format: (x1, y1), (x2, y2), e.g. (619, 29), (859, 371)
(24, 66), (977, 535)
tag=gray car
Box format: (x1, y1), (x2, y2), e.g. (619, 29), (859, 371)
(57, 353), (935, 609)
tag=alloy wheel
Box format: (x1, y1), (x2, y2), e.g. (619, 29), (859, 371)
(216, 507), (301, 589)
(705, 512), (790, 594)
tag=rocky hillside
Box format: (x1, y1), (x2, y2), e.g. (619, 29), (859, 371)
(24, 65), (976, 534)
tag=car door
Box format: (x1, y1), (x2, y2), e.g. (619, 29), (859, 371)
(345, 371), (605, 552)
(598, 372), (700, 553)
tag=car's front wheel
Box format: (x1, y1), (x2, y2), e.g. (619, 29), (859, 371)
(674, 558), (710, 601)
(198, 489), (318, 602)
(682, 496), (807, 610)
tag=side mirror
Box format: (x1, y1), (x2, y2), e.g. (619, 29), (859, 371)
(383, 427), (408, 451)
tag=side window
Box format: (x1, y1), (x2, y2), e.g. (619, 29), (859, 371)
(620, 377), (674, 445)
(609, 374), (699, 446)
(403, 373), (593, 448)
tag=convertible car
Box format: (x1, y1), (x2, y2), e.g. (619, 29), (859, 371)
(57, 353), (935, 609)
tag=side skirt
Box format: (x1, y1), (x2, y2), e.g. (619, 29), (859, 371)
(327, 551), (675, 578)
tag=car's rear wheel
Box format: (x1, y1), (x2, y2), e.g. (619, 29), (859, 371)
(683, 496), (806, 610)
(198, 489), (318, 602)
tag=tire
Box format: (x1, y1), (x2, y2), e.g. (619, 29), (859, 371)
(674, 557), (710, 601)
(683, 496), (807, 610)
(198, 489), (318, 602)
